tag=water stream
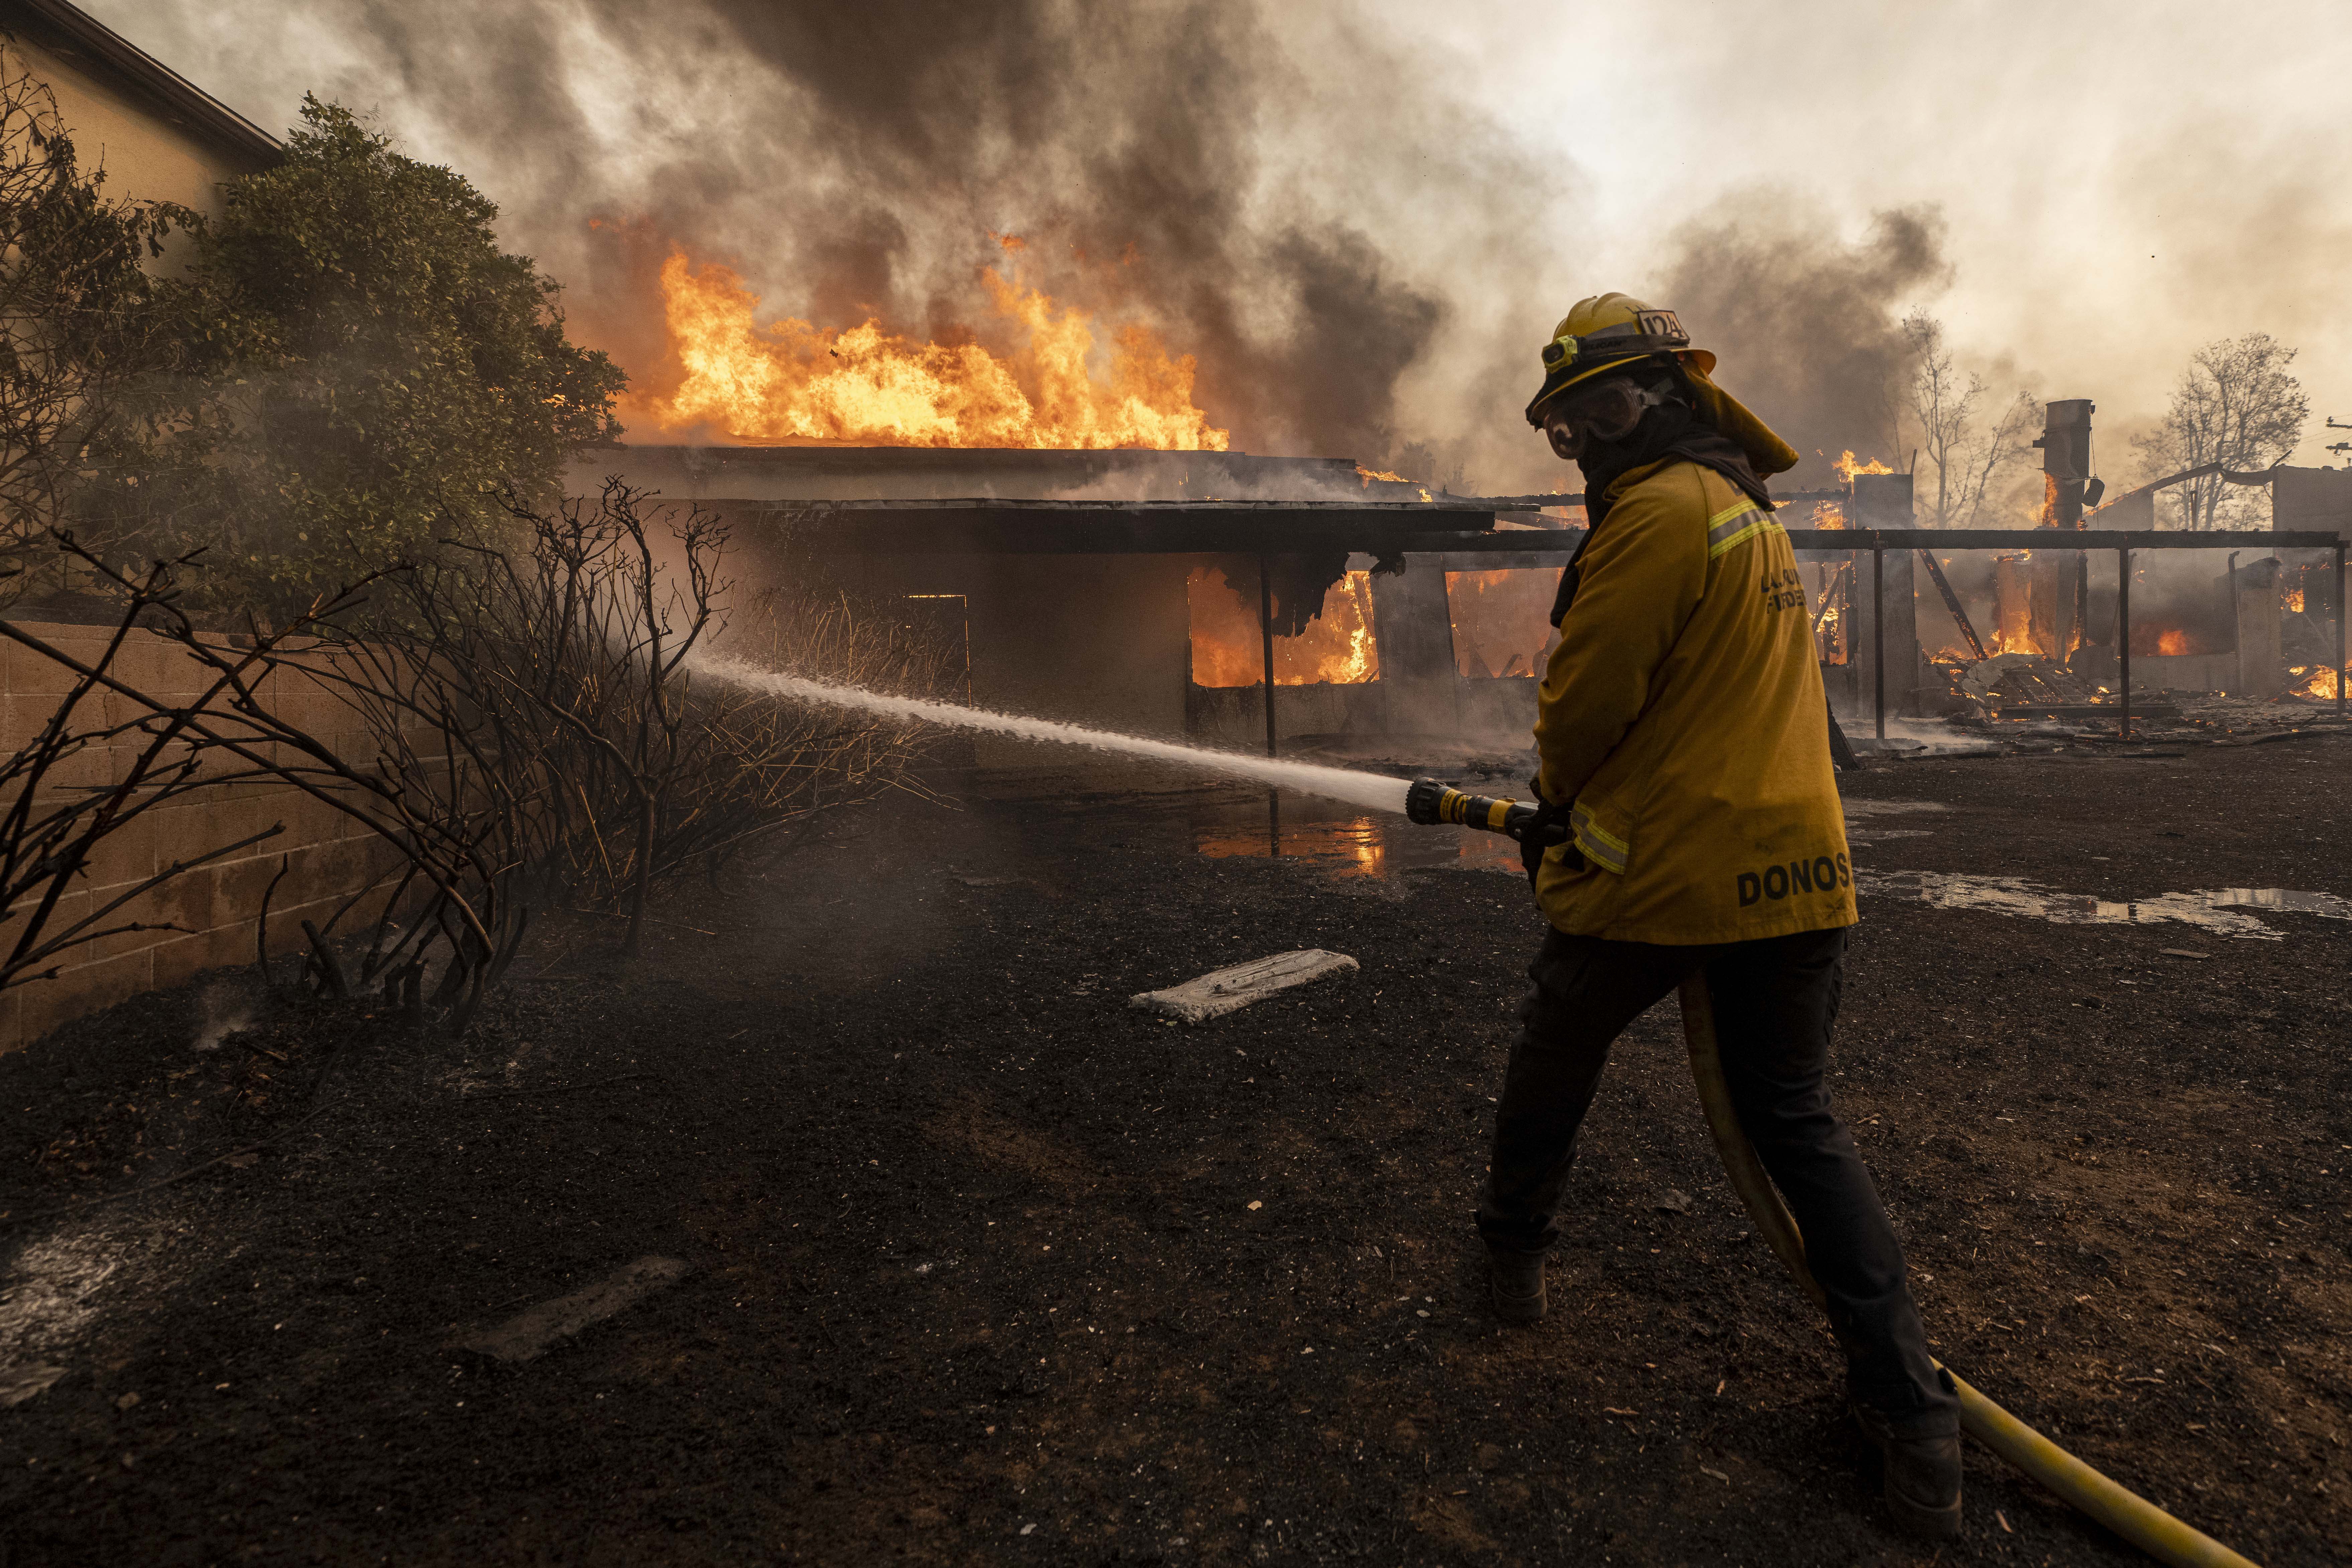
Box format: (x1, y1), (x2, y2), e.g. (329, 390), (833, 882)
(692, 656), (1415, 815)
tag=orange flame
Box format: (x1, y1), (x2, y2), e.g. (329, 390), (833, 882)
(2285, 587), (2307, 613)
(2156, 629), (2190, 656)
(1356, 465), (1406, 486)
(1811, 499), (1847, 530)
(648, 248), (1229, 449)
(1187, 568), (1380, 687)
(2290, 665), (2340, 700)
(1834, 451), (1894, 483)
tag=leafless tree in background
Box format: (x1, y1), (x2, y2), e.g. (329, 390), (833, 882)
(1902, 312), (2036, 528)
(2133, 333), (2308, 529)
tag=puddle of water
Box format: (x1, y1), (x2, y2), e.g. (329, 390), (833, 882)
(2207, 887), (2352, 918)
(1192, 793), (1519, 877)
(1857, 871), (2352, 941)
(1195, 820), (1519, 877)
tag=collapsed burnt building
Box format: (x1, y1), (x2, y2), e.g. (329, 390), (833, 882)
(1782, 397), (2347, 729)
(567, 423), (2348, 762)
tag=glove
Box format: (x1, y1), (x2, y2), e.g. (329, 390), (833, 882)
(1516, 779), (1573, 890)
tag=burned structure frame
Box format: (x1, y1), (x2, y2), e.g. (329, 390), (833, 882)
(792, 496), (2348, 751)
(1811, 527), (2349, 740)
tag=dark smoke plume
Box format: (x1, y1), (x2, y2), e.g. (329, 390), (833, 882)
(703, 1), (1451, 459)
(1660, 197), (1951, 490)
(177, 0), (1490, 465)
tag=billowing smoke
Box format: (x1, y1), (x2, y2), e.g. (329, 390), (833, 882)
(67, 2), (2352, 497)
(108, 0), (1566, 471)
(1658, 197), (1951, 492)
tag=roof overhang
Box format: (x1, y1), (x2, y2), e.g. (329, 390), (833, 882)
(3, 0), (281, 169)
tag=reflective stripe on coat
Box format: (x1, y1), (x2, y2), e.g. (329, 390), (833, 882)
(1532, 458), (1856, 944)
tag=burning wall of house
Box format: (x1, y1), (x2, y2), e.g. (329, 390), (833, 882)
(1187, 568), (1379, 688)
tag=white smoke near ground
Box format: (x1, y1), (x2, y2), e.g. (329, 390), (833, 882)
(77, 0), (2352, 494)
(191, 978), (253, 1052)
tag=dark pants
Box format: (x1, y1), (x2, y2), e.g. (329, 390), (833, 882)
(1477, 925), (1958, 1434)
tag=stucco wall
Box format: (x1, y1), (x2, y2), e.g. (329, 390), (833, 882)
(9, 31), (267, 257)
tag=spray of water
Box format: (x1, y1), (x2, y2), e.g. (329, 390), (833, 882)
(693, 655), (1413, 815)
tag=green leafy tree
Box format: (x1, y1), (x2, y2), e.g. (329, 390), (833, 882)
(0, 43), (190, 594)
(116, 99), (626, 607)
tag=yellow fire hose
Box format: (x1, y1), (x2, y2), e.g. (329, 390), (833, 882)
(1677, 975), (2259, 1567)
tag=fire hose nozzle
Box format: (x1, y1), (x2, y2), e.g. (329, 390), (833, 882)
(1404, 776), (1571, 846)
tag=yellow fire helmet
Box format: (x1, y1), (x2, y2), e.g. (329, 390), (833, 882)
(1524, 293), (1718, 427)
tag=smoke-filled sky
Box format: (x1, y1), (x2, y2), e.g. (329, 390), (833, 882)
(84, 0), (2352, 496)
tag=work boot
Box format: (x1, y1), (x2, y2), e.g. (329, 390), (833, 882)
(1486, 1245), (1545, 1324)
(1851, 1402), (1962, 1539)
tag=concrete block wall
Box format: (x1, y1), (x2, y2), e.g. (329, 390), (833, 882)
(0, 621), (405, 1052)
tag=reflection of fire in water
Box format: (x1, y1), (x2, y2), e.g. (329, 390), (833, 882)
(647, 243), (1228, 449)
(1195, 824), (1386, 877)
(1187, 568), (1379, 687)
(1446, 569), (1557, 678)
(1193, 817), (1517, 876)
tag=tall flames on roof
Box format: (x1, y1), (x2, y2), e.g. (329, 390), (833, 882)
(648, 244), (1229, 450)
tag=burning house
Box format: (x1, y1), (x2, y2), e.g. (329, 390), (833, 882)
(564, 442), (1593, 761)
(568, 417), (2347, 766)
(554, 239), (1610, 764)
(566, 240), (2348, 758)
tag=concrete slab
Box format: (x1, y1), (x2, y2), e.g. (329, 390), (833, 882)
(1128, 950), (1359, 1024)
(454, 1256), (689, 1364)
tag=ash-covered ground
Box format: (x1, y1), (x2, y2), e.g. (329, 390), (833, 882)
(2, 724), (2348, 1566)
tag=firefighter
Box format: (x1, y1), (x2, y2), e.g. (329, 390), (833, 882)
(1480, 294), (1962, 1538)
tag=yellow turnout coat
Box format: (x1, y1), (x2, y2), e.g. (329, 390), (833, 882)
(1532, 458), (1857, 944)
